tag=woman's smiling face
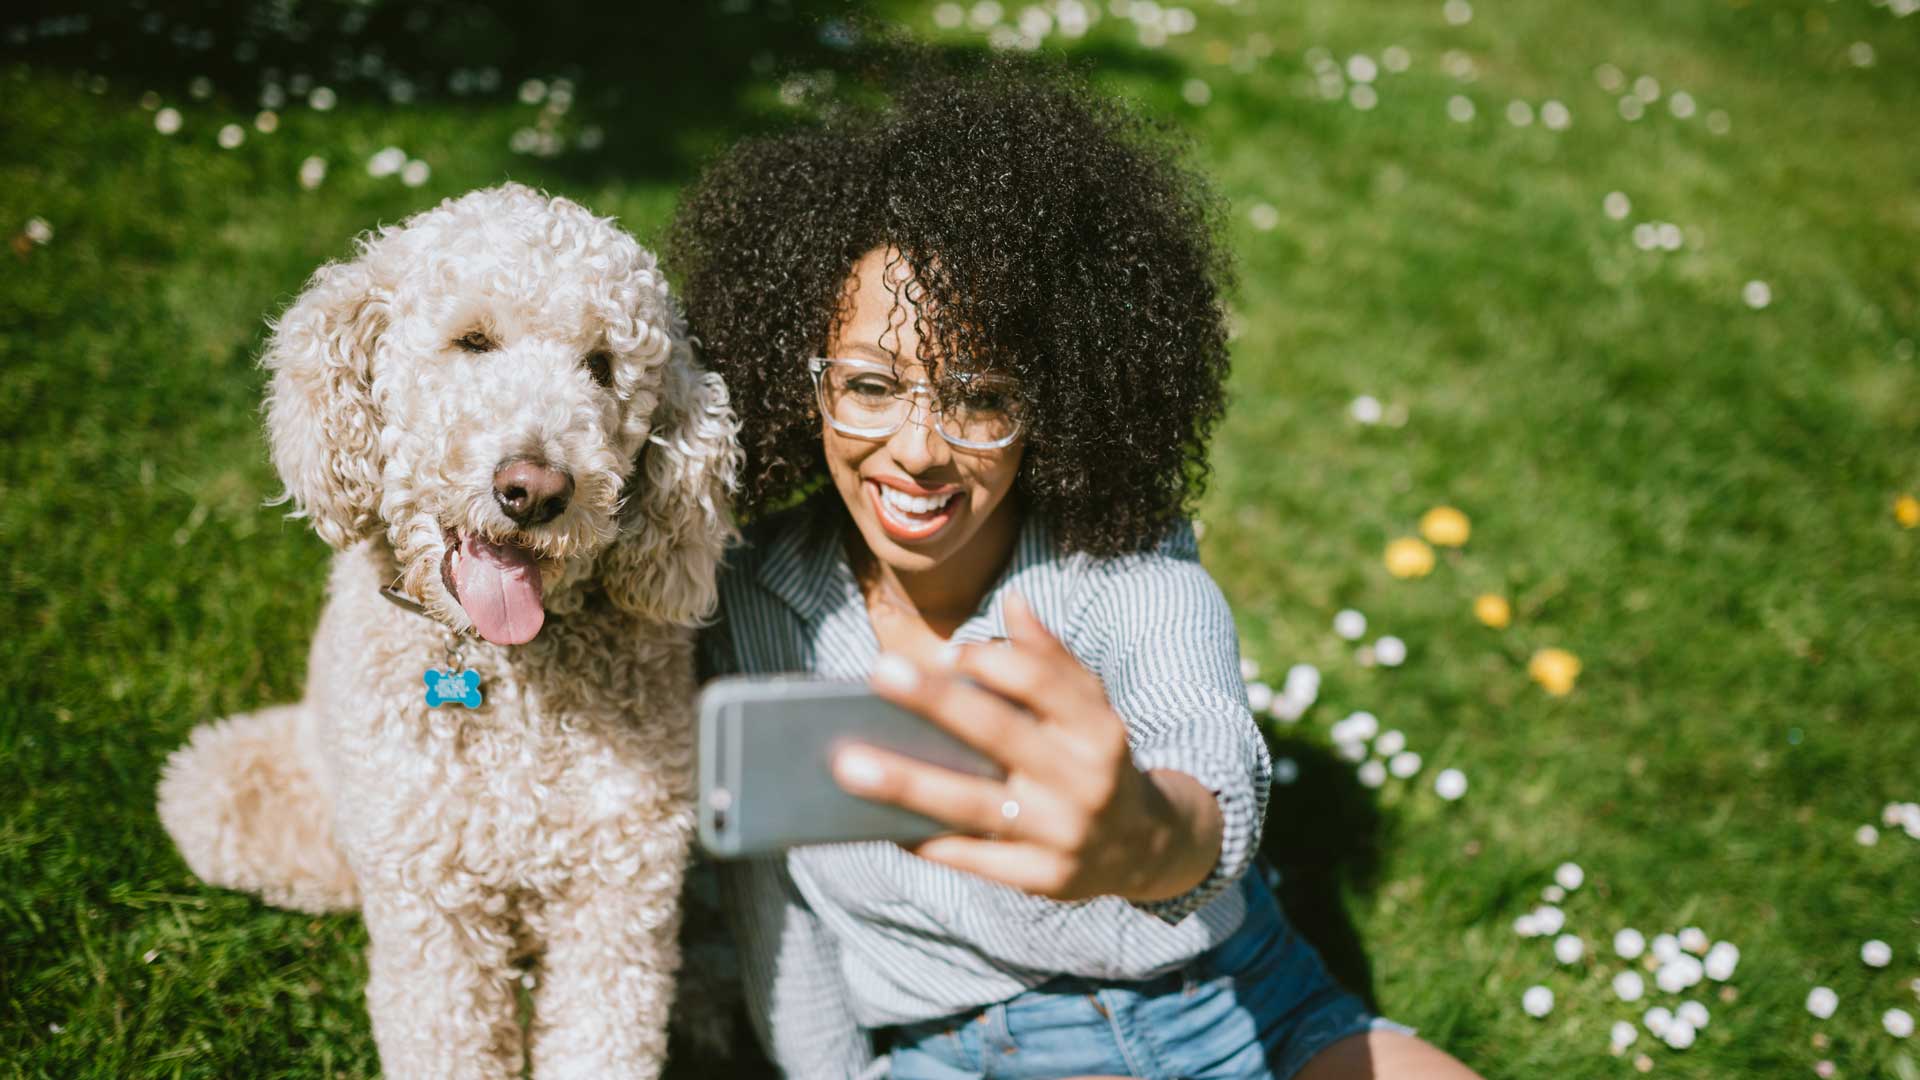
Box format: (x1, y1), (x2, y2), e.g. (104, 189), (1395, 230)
(821, 247), (1025, 580)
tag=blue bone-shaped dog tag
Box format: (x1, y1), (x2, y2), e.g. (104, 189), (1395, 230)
(424, 668), (483, 709)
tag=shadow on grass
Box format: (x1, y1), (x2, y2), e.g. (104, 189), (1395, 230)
(1260, 733), (1385, 1010)
(9, 0), (1188, 185)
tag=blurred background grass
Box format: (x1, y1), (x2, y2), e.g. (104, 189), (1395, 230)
(2, 0), (1917, 1077)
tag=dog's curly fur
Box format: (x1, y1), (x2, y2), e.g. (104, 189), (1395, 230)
(156, 183), (740, 1079)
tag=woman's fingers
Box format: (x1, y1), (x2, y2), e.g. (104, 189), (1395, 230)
(909, 834), (1082, 899)
(868, 653), (1055, 776)
(832, 743), (1065, 843)
(944, 592), (1120, 744)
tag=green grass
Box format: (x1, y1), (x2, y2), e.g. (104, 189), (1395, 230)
(4, 1), (1918, 1077)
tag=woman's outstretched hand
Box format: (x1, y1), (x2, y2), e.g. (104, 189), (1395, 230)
(832, 590), (1224, 904)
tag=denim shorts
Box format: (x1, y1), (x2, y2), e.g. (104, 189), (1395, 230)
(883, 870), (1410, 1079)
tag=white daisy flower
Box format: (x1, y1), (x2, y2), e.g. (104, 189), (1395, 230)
(1337, 740), (1369, 764)
(1374, 730), (1406, 757)
(297, 156), (327, 190)
(1522, 985), (1553, 1018)
(1863, 940), (1893, 968)
(1678, 927), (1709, 955)
(1514, 913), (1542, 938)
(1806, 986), (1839, 1020)
(155, 107), (182, 135)
(1643, 1005), (1672, 1037)
(1604, 191), (1631, 220)
(1435, 768), (1468, 801)
(1542, 884), (1565, 903)
(1651, 933), (1682, 964)
(23, 217), (52, 244)
(1270, 692), (1310, 724)
(1349, 396), (1383, 425)
(1245, 681), (1274, 713)
(1333, 609), (1368, 639)
(1446, 95), (1475, 123)
(1856, 824), (1880, 846)
(1663, 1018), (1696, 1050)
(1555, 862), (1585, 891)
(1532, 905), (1566, 936)
(1334, 711), (1380, 743)
(400, 160), (430, 188)
(367, 146), (406, 177)
(1611, 1020), (1639, 1048)
(1554, 934), (1584, 965)
(1887, 1008), (1915, 1039)
(1613, 970), (1646, 1002)
(1743, 280), (1771, 310)
(1374, 636), (1407, 667)
(1615, 928), (1647, 960)
(1357, 759), (1387, 788)
(1677, 1001), (1709, 1029)
(1704, 941), (1739, 981)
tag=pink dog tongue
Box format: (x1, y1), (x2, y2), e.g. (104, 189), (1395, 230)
(454, 533), (545, 645)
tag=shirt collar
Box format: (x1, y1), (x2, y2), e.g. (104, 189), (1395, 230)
(755, 492), (1057, 636)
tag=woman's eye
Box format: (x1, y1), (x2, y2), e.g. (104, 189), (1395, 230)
(453, 330), (495, 353)
(585, 351), (614, 388)
(846, 377), (898, 399)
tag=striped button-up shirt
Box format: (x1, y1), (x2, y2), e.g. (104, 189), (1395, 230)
(699, 495), (1272, 1077)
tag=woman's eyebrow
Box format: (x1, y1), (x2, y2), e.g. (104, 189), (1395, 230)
(835, 343), (905, 364)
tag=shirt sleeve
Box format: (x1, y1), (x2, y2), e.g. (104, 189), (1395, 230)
(1082, 527), (1272, 925)
(717, 856), (881, 1078)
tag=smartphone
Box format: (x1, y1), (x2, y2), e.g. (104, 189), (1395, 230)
(696, 674), (1006, 858)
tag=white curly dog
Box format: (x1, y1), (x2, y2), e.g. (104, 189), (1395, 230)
(157, 183), (740, 1079)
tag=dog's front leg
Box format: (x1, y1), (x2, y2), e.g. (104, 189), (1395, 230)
(526, 874), (687, 1080)
(362, 884), (526, 1080)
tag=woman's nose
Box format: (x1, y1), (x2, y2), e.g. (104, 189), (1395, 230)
(886, 397), (948, 472)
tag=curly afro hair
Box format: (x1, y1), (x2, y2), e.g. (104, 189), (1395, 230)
(668, 53), (1233, 557)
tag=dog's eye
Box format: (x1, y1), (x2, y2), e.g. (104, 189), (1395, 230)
(453, 330), (495, 353)
(584, 351), (613, 388)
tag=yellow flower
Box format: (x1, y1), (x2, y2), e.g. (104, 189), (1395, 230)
(1385, 537), (1436, 579)
(1896, 494), (1920, 529)
(1420, 505), (1472, 547)
(1474, 594), (1512, 629)
(1528, 648), (1582, 696)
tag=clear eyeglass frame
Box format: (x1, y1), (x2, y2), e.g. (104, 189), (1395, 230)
(806, 357), (1025, 451)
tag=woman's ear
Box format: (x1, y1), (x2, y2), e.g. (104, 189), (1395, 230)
(600, 341), (743, 627)
(261, 249), (389, 550)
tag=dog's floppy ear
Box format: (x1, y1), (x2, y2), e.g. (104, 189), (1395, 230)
(261, 246), (390, 550)
(600, 340), (742, 627)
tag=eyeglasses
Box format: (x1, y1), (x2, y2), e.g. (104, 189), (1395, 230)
(807, 357), (1026, 451)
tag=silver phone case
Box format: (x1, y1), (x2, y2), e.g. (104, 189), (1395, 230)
(696, 675), (1005, 858)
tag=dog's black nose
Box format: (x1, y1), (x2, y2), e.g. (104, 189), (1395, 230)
(493, 460), (574, 527)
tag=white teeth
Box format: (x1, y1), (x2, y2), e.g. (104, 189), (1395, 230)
(877, 485), (955, 517)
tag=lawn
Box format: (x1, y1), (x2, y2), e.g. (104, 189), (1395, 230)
(3, 1), (1917, 1077)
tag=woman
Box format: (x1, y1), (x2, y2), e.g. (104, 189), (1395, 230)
(670, 56), (1481, 1080)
